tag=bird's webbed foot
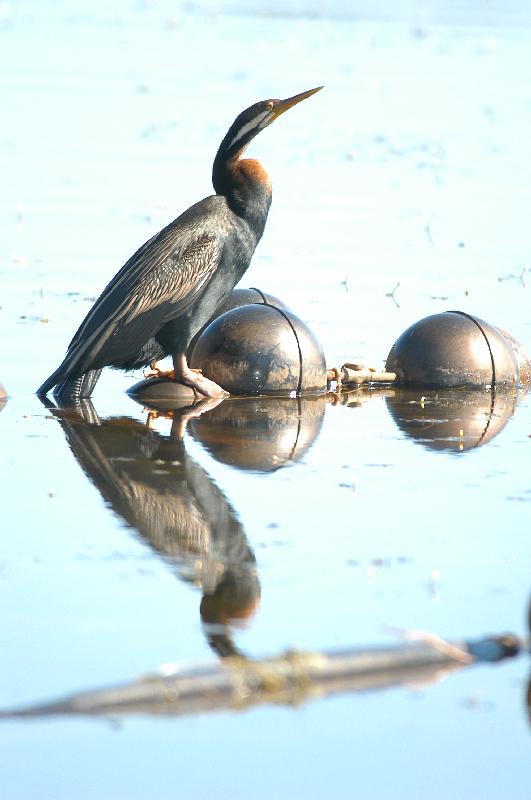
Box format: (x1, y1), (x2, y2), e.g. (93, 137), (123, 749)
(173, 354), (229, 398)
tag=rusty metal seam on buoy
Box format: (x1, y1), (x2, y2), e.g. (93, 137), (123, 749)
(256, 303), (304, 396)
(448, 310), (497, 387)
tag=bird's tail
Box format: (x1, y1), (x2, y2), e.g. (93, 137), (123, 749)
(36, 362), (70, 398)
(37, 366), (102, 404)
(54, 370), (102, 404)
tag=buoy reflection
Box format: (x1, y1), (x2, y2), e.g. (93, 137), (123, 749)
(385, 386), (524, 452)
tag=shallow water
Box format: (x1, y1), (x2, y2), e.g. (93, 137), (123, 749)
(1, 2), (530, 798)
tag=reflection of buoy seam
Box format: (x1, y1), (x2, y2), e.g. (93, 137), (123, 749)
(476, 385), (497, 449)
(286, 397), (303, 465)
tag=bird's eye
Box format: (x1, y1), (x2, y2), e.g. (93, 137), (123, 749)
(266, 101), (274, 111)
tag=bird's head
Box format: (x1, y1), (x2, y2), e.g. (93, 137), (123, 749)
(216, 86), (323, 165)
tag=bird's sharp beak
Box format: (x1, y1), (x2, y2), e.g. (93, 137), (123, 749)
(271, 86), (323, 120)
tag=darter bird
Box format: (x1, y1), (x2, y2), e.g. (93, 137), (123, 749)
(37, 87), (322, 403)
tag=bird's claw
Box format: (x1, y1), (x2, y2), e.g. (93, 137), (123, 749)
(181, 373), (229, 398)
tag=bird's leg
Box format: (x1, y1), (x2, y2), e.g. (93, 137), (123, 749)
(173, 353), (229, 398)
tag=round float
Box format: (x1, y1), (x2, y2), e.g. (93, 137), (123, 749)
(386, 311), (529, 388)
(127, 376), (197, 407)
(190, 304), (327, 396)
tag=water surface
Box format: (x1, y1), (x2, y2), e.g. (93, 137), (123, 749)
(1, 2), (530, 798)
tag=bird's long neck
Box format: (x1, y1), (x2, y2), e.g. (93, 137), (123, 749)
(212, 152), (272, 241)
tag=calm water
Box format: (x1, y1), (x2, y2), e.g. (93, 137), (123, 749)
(1, 1), (530, 798)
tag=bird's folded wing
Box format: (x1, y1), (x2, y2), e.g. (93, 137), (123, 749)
(63, 226), (223, 371)
(126, 233), (221, 323)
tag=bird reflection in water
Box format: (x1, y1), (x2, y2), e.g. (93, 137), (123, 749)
(46, 398), (260, 658)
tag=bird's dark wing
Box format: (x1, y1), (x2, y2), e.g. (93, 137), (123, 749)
(62, 223), (224, 375)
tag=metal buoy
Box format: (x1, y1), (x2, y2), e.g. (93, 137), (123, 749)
(128, 377), (196, 408)
(190, 304), (327, 396)
(386, 311), (530, 388)
(190, 396), (326, 472)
